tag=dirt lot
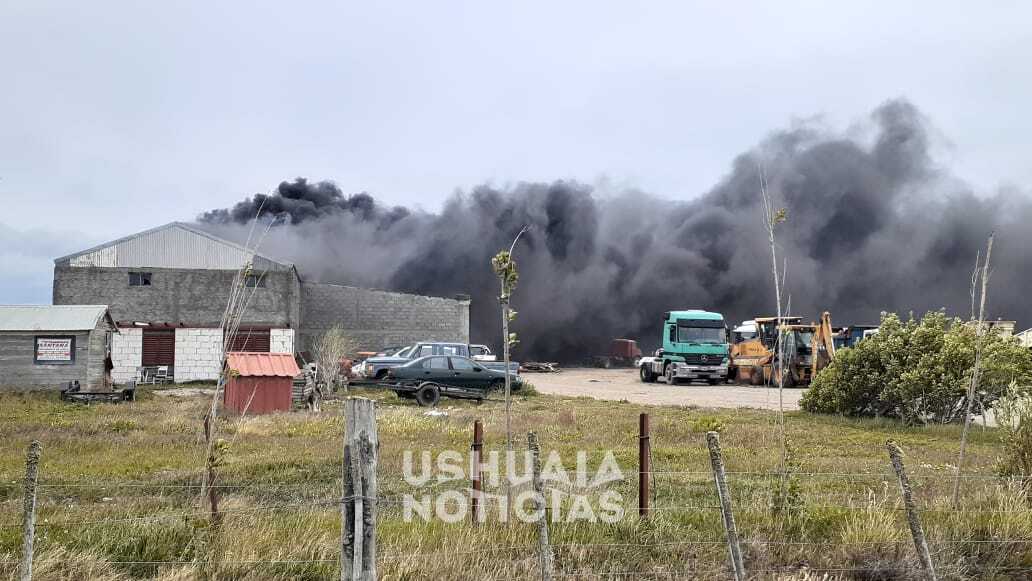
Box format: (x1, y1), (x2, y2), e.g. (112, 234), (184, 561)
(527, 367), (804, 410)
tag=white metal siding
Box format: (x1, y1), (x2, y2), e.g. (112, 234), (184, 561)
(64, 223), (288, 271)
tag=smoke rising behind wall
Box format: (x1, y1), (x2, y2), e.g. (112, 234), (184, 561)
(198, 99), (1032, 360)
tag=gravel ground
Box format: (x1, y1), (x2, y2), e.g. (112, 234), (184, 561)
(526, 367), (804, 410)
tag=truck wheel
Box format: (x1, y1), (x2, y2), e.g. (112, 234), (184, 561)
(640, 365), (656, 383)
(665, 364), (678, 385)
(750, 366), (764, 386)
(415, 383), (441, 407)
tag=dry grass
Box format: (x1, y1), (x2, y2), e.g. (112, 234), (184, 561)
(0, 387), (1027, 580)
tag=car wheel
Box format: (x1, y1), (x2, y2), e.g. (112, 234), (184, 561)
(640, 365), (656, 383)
(415, 383), (441, 407)
(374, 369), (389, 381)
(489, 379), (505, 392)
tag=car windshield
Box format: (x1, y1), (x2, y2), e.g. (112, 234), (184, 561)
(677, 326), (725, 343)
(395, 346), (414, 358)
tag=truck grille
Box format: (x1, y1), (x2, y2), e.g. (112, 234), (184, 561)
(682, 353), (724, 365)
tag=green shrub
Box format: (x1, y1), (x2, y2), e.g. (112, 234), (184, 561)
(802, 311), (1032, 423)
(995, 382), (1032, 489)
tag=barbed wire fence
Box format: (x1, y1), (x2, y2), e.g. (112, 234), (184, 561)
(3, 405), (1032, 580)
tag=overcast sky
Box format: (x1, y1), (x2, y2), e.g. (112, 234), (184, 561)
(2, 1), (1031, 303)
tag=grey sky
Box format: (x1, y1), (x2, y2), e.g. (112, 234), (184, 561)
(2, 1), (1031, 303)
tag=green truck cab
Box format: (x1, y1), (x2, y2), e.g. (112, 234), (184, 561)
(638, 310), (729, 385)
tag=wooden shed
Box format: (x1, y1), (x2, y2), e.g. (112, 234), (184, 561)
(224, 352), (300, 414)
(0, 305), (118, 391)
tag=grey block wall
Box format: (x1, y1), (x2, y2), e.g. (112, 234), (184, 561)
(300, 282), (470, 352)
(54, 266), (301, 327)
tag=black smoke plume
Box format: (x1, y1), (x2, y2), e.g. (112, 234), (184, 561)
(199, 99), (1032, 361)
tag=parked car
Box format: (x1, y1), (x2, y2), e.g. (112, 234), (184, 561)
(387, 355), (522, 406)
(358, 342), (519, 379)
(469, 344), (496, 361)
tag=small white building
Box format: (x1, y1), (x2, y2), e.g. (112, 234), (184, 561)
(110, 324), (293, 384)
(1017, 328), (1032, 349)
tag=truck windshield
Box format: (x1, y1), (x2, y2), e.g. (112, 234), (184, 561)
(677, 326), (725, 343)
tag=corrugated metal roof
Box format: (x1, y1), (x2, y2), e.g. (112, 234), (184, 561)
(0, 305), (115, 331)
(54, 222), (293, 271)
(226, 352), (300, 377)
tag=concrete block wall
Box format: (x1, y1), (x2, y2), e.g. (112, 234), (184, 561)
(300, 282), (470, 352)
(111, 327), (142, 383)
(174, 328), (223, 382)
(270, 328), (294, 353)
(53, 265), (301, 327)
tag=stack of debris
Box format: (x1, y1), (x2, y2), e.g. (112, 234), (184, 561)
(520, 362), (560, 373)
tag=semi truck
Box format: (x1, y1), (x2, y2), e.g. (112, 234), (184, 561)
(638, 310), (730, 385)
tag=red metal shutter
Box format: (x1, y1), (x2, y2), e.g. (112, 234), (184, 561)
(228, 328), (271, 352)
(142, 329), (175, 365)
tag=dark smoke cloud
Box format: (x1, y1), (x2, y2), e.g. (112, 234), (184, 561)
(200, 178), (410, 229)
(198, 99), (1032, 360)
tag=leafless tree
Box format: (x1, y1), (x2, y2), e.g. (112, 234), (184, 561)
(953, 232), (994, 505)
(313, 324), (357, 398)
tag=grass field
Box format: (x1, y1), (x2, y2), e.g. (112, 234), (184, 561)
(0, 386), (1029, 580)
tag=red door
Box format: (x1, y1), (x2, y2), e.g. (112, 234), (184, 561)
(142, 329), (175, 366)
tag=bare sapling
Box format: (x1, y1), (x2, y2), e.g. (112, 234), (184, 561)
(198, 203), (276, 575)
(492, 225), (529, 518)
(953, 232), (994, 506)
(759, 168), (790, 494)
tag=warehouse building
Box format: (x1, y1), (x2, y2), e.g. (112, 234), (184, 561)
(0, 305), (118, 390)
(51, 222), (470, 384)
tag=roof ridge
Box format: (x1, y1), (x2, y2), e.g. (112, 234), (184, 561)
(53, 222), (293, 267)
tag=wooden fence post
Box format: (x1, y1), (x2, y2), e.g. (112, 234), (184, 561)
(471, 420), (483, 524)
(706, 431), (745, 581)
(886, 440), (937, 581)
(341, 398), (378, 581)
(639, 412), (651, 518)
(528, 432), (553, 581)
(20, 440), (41, 581)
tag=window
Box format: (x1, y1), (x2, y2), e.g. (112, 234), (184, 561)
(129, 272), (152, 286)
(421, 356), (449, 369)
(245, 274), (265, 288)
(439, 344), (464, 356)
(450, 357), (475, 371)
(418, 345), (434, 357)
(677, 326), (726, 344)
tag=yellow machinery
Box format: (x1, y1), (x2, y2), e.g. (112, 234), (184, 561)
(730, 312), (836, 387)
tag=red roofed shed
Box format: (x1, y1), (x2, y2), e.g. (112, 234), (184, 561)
(224, 352), (300, 414)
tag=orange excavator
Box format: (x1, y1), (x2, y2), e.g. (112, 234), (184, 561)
(729, 312), (836, 387)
